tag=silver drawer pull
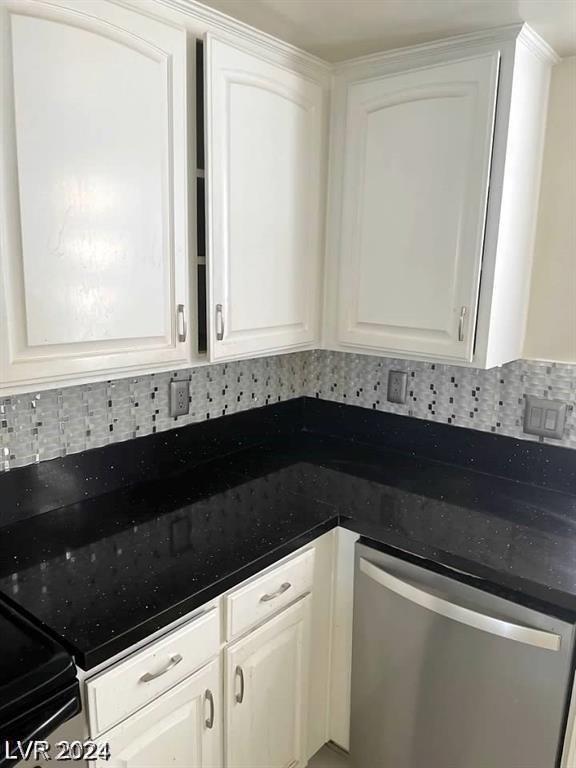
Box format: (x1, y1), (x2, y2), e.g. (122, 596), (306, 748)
(260, 582), (291, 603)
(139, 653), (183, 683)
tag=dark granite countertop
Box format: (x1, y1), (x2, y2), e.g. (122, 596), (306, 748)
(1, 399), (575, 670)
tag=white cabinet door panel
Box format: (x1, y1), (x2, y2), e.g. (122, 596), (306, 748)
(225, 596), (310, 768)
(206, 36), (323, 360)
(0, 0), (190, 390)
(335, 54), (499, 361)
(95, 658), (221, 768)
(12, 13), (166, 347)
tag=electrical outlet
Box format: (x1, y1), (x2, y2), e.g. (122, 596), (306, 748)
(387, 370), (408, 404)
(523, 395), (567, 439)
(170, 380), (190, 417)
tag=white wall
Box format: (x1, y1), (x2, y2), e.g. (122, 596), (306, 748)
(524, 56), (576, 363)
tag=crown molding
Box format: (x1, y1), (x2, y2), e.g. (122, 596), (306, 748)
(119, 3), (560, 81)
(333, 24), (530, 74)
(517, 23), (560, 64)
(331, 23), (560, 79)
(150, 0), (331, 82)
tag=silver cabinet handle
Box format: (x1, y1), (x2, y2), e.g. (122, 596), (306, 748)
(216, 303), (224, 341)
(359, 558), (561, 651)
(139, 653), (183, 683)
(204, 689), (214, 729)
(458, 305), (467, 342)
(260, 582), (291, 603)
(235, 665), (244, 703)
(177, 304), (187, 342)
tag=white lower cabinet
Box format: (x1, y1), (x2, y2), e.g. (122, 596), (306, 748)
(84, 538), (333, 768)
(95, 657), (222, 768)
(225, 597), (311, 768)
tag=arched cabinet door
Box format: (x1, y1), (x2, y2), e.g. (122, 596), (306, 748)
(0, 0), (190, 392)
(335, 53), (500, 362)
(205, 36), (324, 361)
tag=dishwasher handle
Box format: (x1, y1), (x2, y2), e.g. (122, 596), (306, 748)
(359, 557), (561, 651)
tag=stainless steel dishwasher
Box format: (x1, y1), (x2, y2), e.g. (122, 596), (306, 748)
(350, 542), (575, 768)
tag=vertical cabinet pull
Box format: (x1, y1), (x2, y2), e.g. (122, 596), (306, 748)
(458, 305), (467, 342)
(177, 304), (187, 342)
(216, 304), (224, 341)
(235, 665), (244, 704)
(204, 689), (214, 729)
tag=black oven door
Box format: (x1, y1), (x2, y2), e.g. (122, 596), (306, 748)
(0, 679), (81, 766)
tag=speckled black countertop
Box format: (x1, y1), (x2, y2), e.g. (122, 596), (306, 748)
(1, 398), (575, 670)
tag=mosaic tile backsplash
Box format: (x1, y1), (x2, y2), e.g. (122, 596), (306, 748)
(0, 354), (308, 472)
(1, 350), (575, 470)
(305, 351), (576, 448)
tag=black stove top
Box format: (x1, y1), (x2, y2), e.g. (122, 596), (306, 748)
(0, 600), (80, 762)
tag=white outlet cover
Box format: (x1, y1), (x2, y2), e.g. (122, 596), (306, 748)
(387, 370), (408, 404)
(170, 380), (190, 417)
(523, 395), (567, 439)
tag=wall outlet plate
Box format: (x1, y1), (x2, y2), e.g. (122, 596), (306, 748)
(523, 395), (567, 439)
(387, 370), (408, 404)
(170, 380), (190, 417)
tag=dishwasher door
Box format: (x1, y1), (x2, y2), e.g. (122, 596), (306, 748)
(350, 543), (575, 768)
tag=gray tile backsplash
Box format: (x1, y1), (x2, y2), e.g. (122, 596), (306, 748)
(1, 350), (575, 471)
(0, 353), (307, 471)
(304, 351), (576, 449)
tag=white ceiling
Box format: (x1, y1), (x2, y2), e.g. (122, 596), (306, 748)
(199, 0), (576, 60)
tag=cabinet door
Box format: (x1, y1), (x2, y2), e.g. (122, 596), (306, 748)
(0, 0), (190, 392)
(334, 53), (499, 361)
(205, 37), (323, 361)
(225, 596), (310, 768)
(95, 658), (222, 768)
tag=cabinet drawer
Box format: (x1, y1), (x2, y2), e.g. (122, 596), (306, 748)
(86, 606), (220, 737)
(226, 549), (315, 640)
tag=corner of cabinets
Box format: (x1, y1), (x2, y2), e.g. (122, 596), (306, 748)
(0, 7), (558, 392)
(479, 32), (556, 368)
(0, 0), (330, 389)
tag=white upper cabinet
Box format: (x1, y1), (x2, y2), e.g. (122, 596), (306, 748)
(0, 6), (558, 390)
(325, 27), (558, 368)
(205, 36), (324, 361)
(334, 54), (499, 362)
(0, 0), (190, 392)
